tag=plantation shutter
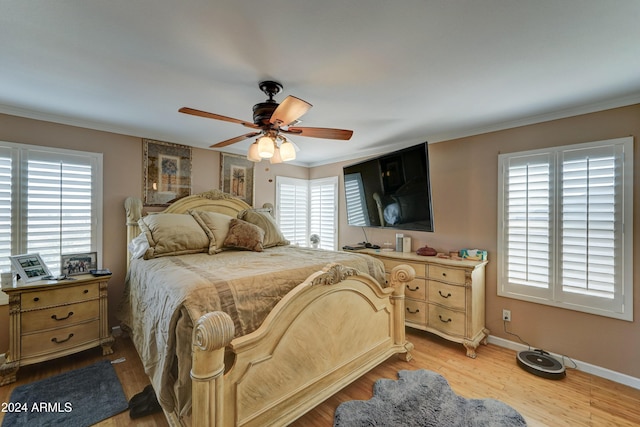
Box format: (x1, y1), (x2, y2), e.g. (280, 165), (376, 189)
(24, 151), (95, 272)
(559, 145), (620, 306)
(309, 177), (338, 250)
(276, 177), (308, 246)
(0, 147), (13, 275)
(502, 153), (553, 298)
(276, 176), (338, 249)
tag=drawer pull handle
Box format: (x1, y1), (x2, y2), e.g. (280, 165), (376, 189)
(51, 333), (74, 344)
(51, 311), (74, 321)
(406, 307), (420, 314)
(438, 315), (452, 323)
(33, 297), (40, 302)
(442, 272), (447, 277)
(406, 285), (420, 292)
(438, 291), (452, 298)
(83, 289), (89, 294)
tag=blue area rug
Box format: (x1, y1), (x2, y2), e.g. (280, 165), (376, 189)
(334, 369), (527, 426)
(2, 359), (129, 427)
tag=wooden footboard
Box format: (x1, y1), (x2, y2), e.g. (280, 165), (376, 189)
(189, 262), (414, 427)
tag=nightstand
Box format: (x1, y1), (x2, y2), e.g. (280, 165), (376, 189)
(0, 274), (114, 385)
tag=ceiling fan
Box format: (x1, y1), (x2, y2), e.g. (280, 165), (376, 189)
(179, 81), (353, 162)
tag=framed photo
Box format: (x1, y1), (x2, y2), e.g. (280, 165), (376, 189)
(10, 253), (52, 282)
(221, 153), (255, 206)
(61, 252), (97, 276)
(143, 139), (192, 206)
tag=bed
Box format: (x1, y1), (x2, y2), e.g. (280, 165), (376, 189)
(119, 189), (415, 427)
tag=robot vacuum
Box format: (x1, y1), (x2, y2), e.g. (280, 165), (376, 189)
(516, 349), (566, 380)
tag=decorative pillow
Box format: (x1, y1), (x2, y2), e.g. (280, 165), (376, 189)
(238, 209), (289, 248)
(137, 213), (210, 259)
(128, 232), (150, 259)
(189, 210), (234, 254)
(223, 218), (265, 252)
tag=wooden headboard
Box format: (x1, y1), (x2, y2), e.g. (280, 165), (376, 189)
(124, 189), (272, 268)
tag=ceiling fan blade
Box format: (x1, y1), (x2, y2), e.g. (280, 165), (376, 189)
(210, 132), (261, 148)
(179, 107), (259, 129)
(269, 96), (312, 127)
(285, 126), (353, 140)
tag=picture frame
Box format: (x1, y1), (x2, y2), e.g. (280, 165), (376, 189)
(61, 252), (98, 276)
(10, 253), (52, 282)
(221, 153), (255, 206)
(143, 139), (192, 206)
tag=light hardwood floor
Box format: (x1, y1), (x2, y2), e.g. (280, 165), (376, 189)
(1, 328), (639, 426)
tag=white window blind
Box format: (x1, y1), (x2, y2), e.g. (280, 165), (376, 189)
(276, 176), (338, 250)
(497, 137), (633, 320)
(0, 142), (102, 284)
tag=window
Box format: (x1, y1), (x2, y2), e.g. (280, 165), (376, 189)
(497, 137), (633, 320)
(276, 176), (338, 250)
(0, 142), (103, 303)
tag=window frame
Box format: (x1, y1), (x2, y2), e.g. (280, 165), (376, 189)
(0, 141), (103, 305)
(275, 175), (338, 250)
(497, 136), (633, 321)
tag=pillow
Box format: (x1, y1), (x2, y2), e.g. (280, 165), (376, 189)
(128, 232), (150, 259)
(238, 209), (289, 248)
(189, 210), (234, 254)
(223, 218), (265, 252)
(138, 213), (210, 259)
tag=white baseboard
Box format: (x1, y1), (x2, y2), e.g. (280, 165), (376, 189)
(488, 335), (640, 390)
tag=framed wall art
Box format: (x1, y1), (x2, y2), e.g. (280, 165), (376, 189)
(221, 153), (255, 206)
(143, 139), (192, 206)
(9, 253), (52, 282)
(61, 252), (98, 276)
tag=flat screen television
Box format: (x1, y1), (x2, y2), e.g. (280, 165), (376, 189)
(343, 142), (434, 232)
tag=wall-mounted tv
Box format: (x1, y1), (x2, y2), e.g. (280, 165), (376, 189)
(343, 142), (434, 232)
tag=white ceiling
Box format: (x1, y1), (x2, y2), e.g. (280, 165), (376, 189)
(2, 1), (640, 166)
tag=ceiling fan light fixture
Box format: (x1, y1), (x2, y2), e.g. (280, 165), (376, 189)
(279, 139), (296, 162)
(257, 135), (275, 158)
(247, 142), (261, 162)
(270, 146), (283, 164)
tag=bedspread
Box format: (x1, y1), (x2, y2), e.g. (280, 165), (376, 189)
(117, 246), (385, 416)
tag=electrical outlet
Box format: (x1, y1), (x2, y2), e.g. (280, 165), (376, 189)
(502, 309), (511, 322)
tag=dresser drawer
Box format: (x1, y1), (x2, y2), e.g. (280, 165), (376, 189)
(21, 283), (99, 310)
(401, 277), (427, 300)
(21, 300), (100, 333)
(428, 281), (465, 310)
(429, 265), (466, 285)
(405, 299), (427, 325)
(428, 305), (465, 337)
(380, 258), (426, 277)
(22, 320), (100, 357)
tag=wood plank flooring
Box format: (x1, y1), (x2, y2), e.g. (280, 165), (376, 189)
(2, 328), (639, 426)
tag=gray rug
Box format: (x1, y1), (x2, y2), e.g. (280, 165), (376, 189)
(334, 369), (527, 426)
(2, 359), (129, 427)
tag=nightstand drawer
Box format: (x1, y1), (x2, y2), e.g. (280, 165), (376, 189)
(380, 258), (426, 277)
(428, 305), (465, 337)
(22, 320), (100, 357)
(405, 299), (427, 325)
(21, 300), (100, 333)
(428, 281), (465, 310)
(429, 265), (466, 285)
(22, 283), (99, 310)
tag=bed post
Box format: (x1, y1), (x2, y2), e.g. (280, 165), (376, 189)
(389, 264), (416, 361)
(124, 196), (143, 270)
(191, 311), (235, 427)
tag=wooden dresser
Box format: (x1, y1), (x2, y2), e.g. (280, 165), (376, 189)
(359, 249), (488, 358)
(0, 274), (114, 385)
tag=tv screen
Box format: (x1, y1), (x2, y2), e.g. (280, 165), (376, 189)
(343, 142), (434, 232)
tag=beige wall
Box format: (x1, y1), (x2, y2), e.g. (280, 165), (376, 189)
(314, 104), (640, 379)
(0, 113), (306, 352)
(1, 104), (638, 380)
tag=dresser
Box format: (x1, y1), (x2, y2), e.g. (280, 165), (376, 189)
(0, 274), (114, 385)
(360, 249), (488, 358)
